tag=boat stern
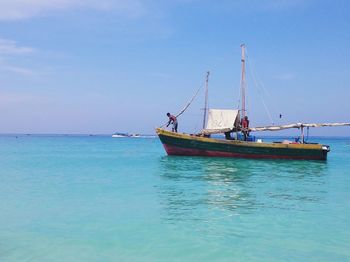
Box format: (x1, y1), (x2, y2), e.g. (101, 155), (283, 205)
(320, 144), (330, 160)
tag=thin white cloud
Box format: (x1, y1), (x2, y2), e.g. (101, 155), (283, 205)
(0, 65), (36, 76)
(0, 38), (35, 55)
(0, 0), (146, 21)
(0, 38), (38, 76)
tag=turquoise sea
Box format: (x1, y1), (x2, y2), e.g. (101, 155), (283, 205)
(1, 135), (350, 261)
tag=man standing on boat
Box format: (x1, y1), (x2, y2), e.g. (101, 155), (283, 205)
(241, 116), (250, 141)
(166, 113), (178, 132)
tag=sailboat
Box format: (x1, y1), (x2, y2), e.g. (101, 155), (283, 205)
(156, 44), (350, 160)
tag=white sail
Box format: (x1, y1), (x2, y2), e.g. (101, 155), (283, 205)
(201, 109), (240, 134)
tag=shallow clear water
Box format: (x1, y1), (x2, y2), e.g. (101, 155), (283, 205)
(1, 135), (350, 261)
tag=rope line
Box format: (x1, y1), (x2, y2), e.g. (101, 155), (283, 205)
(159, 84), (204, 128)
(246, 48), (275, 125)
(176, 85), (203, 118)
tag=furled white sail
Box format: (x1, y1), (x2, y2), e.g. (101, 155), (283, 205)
(250, 122), (350, 132)
(201, 109), (240, 134)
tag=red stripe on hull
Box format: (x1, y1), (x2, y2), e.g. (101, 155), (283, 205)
(163, 144), (324, 160)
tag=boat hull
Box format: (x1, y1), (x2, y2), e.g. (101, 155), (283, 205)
(156, 128), (329, 160)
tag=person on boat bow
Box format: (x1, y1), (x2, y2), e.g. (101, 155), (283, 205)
(241, 116), (250, 141)
(166, 113), (178, 132)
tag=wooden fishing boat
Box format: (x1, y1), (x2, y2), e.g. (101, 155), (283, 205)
(156, 128), (330, 160)
(156, 44), (349, 160)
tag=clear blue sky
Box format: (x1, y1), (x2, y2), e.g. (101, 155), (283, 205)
(0, 0), (349, 135)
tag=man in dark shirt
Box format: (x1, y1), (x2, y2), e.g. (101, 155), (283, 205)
(166, 113), (178, 132)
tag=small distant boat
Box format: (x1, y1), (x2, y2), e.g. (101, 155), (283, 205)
(111, 132), (142, 138)
(156, 44), (350, 160)
(111, 132), (130, 138)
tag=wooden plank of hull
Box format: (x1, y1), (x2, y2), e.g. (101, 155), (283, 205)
(156, 128), (328, 160)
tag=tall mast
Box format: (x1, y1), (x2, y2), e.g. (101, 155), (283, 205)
(203, 71), (210, 129)
(240, 44), (246, 119)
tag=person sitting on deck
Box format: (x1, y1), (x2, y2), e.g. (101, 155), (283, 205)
(166, 113), (178, 132)
(241, 116), (250, 141)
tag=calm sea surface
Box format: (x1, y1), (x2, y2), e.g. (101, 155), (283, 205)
(0, 135), (350, 261)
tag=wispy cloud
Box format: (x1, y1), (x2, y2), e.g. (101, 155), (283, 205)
(0, 39), (35, 55)
(0, 38), (38, 76)
(0, 65), (37, 77)
(0, 0), (146, 21)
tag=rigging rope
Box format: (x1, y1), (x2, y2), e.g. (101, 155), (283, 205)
(245, 48), (275, 125)
(236, 68), (242, 111)
(249, 64), (274, 124)
(159, 84), (204, 128)
(176, 85), (203, 118)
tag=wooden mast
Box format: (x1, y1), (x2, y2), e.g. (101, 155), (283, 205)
(240, 44), (246, 119)
(202, 71), (210, 129)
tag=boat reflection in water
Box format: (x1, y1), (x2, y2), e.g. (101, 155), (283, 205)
(156, 156), (327, 224)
